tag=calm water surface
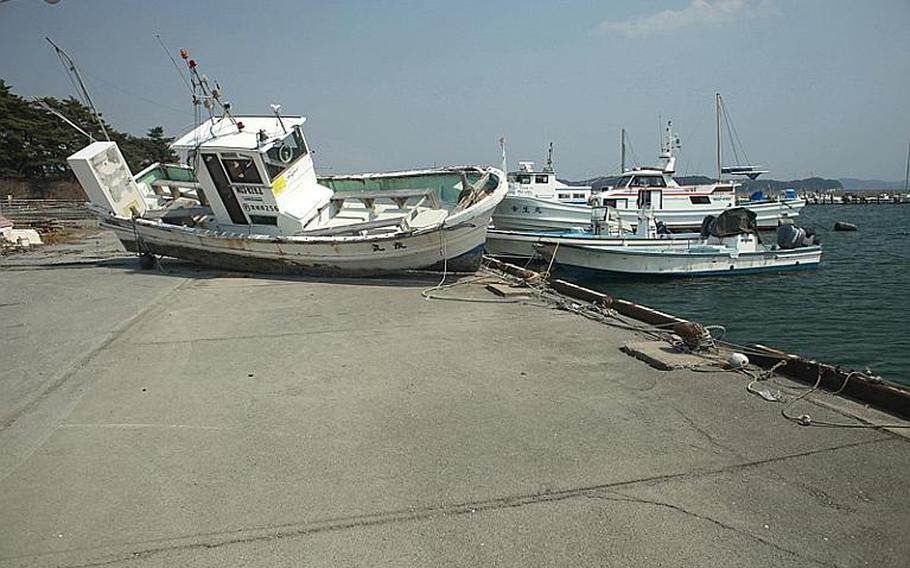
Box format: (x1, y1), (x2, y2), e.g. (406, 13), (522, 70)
(554, 204), (910, 386)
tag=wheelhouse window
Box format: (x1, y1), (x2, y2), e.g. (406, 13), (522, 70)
(264, 127), (308, 180)
(535, 174), (549, 184)
(630, 175), (666, 188)
(221, 155), (263, 184)
(516, 174), (532, 184)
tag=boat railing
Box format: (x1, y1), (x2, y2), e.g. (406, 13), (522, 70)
(329, 187), (441, 211)
(296, 215), (407, 237)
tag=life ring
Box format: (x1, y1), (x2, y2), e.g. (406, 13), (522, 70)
(278, 144), (294, 163)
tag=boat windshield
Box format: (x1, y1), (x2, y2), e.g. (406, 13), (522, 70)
(629, 175), (666, 188)
(263, 127), (308, 180)
(514, 174), (532, 184)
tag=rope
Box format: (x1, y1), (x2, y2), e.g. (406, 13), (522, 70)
(541, 242), (559, 280)
(769, 367), (910, 429)
(423, 259), (910, 430)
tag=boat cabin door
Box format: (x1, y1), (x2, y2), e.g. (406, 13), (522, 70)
(636, 189), (662, 210)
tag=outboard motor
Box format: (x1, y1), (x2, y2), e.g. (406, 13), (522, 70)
(700, 215), (716, 238)
(777, 221), (817, 249)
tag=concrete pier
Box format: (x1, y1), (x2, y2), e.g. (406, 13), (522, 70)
(1, 232), (909, 567)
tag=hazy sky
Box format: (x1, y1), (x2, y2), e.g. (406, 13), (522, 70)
(1, 0), (908, 180)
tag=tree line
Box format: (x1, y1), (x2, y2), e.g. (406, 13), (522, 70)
(0, 79), (177, 183)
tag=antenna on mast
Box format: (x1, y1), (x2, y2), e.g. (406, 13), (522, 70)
(33, 97), (94, 141)
(271, 104), (287, 134)
(156, 33), (192, 94)
(46, 37), (109, 141)
(545, 142), (554, 173)
(179, 48), (242, 133)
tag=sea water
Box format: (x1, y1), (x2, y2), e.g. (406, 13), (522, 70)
(556, 204), (910, 386)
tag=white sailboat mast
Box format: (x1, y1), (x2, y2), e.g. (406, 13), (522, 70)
(905, 140), (909, 193)
(715, 93), (722, 181)
(621, 129), (626, 172)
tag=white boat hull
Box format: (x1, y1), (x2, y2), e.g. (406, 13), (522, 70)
(538, 241), (822, 276)
(492, 195), (805, 232)
(99, 171), (507, 276)
(485, 229), (699, 259)
(104, 212), (491, 276)
(492, 194), (593, 231)
(615, 198), (806, 231)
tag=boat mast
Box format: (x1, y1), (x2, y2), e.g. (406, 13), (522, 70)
(905, 140), (909, 193)
(545, 142), (554, 172)
(46, 37), (109, 141)
(499, 136), (508, 175)
(715, 93), (722, 181)
(621, 129), (626, 172)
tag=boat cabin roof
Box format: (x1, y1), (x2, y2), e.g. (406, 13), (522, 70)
(171, 115), (307, 152)
(620, 167), (665, 177)
(513, 161), (555, 175)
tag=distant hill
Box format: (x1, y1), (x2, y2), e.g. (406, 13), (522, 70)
(564, 174), (842, 193)
(839, 178), (907, 191)
(740, 177), (842, 193)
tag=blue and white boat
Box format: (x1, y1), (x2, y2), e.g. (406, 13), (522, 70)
(533, 208), (822, 277)
(487, 201), (699, 260)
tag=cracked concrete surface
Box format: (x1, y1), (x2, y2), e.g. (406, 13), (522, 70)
(1, 232), (908, 567)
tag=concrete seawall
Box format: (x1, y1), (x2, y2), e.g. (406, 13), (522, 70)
(1, 232), (908, 567)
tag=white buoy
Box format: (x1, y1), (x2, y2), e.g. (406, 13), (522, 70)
(728, 352), (749, 369)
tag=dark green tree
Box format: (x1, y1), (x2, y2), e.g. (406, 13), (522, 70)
(0, 79), (180, 190)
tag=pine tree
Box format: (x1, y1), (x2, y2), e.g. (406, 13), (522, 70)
(0, 79), (180, 192)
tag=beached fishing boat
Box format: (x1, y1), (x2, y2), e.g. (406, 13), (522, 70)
(535, 208), (822, 276)
(66, 54), (506, 276)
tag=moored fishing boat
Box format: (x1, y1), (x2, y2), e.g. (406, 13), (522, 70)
(66, 52), (506, 276)
(486, 204), (699, 259)
(535, 208), (822, 276)
(491, 143), (594, 232)
(491, 95), (805, 233)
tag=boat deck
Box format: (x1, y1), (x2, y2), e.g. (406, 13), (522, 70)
(1, 231), (908, 567)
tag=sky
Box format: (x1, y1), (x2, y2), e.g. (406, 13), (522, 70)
(1, 0), (908, 181)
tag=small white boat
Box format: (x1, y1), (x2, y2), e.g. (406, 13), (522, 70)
(535, 208), (822, 277)
(491, 143), (595, 232)
(66, 54), (506, 276)
(486, 205), (698, 259)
